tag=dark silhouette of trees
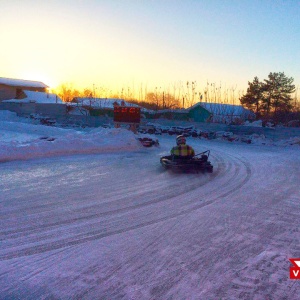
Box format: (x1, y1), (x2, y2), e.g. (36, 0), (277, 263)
(240, 72), (296, 120)
(128, 92), (180, 110)
(240, 76), (264, 114)
(263, 72), (295, 115)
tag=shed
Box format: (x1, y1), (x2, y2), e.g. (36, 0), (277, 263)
(1, 90), (66, 116)
(0, 77), (48, 102)
(187, 104), (212, 122)
(188, 102), (255, 124)
(4, 90), (63, 104)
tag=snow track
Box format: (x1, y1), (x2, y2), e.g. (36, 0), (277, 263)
(1, 138), (300, 299)
(0, 150), (251, 261)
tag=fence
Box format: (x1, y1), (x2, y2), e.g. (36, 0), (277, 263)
(0, 102), (66, 116)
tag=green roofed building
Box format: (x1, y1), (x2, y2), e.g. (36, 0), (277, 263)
(144, 105), (212, 122)
(188, 102), (255, 123)
(144, 102), (254, 123)
(187, 104), (212, 122)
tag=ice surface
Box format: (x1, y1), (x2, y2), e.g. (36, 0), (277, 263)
(0, 110), (300, 299)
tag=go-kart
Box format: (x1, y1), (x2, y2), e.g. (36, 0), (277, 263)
(160, 150), (213, 173)
(137, 137), (159, 147)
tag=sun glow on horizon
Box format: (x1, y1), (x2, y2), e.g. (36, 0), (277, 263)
(1, 0), (299, 102)
(19, 72), (59, 89)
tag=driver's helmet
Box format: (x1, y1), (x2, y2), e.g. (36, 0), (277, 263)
(176, 135), (186, 145)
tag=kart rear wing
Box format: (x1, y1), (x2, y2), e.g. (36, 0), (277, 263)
(194, 150), (210, 157)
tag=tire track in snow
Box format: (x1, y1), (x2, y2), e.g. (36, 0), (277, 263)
(0, 153), (223, 237)
(0, 151), (252, 260)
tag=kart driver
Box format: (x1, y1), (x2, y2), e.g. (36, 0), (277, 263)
(171, 135), (195, 158)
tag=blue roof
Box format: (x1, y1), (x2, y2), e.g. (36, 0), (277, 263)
(189, 102), (254, 116)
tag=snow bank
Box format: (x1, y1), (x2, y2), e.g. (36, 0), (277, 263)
(0, 109), (299, 163)
(275, 136), (300, 146)
(246, 134), (300, 147)
(0, 110), (29, 122)
(213, 132), (300, 147)
(0, 119), (141, 162)
(244, 120), (263, 127)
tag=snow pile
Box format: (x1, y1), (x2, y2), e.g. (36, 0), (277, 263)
(0, 109), (299, 164)
(0, 110), (29, 122)
(215, 131), (233, 138)
(245, 134), (300, 147)
(0, 116), (141, 162)
(3, 90), (63, 104)
(244, 120), (263, 127)
(236, 134), (300, 147)
(275, 136), (300, 146)
(214, 132), (280, 146)
(211, 128), (300, 147)
(248, 134), (273, 145)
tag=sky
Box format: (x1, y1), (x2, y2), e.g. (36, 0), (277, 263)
(1, 0), (300, 97)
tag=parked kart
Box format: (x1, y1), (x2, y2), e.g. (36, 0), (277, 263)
(160, 150), (213, 173)
(138, 137), (159, 147)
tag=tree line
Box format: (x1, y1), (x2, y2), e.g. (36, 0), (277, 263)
(53, 73), (299, 122)
(53, 81), (246, 110)
(240, 72), (298, 122)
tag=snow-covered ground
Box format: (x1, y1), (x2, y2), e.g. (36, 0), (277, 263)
(1, 110), (300, 299)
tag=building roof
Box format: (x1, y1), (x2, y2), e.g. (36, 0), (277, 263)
(155, 108), (187, 114)
(189, 102), (254, 116)
(72, 98), (140, 109)
(3, 90), (63, 104)
(0, 77), (48, 89)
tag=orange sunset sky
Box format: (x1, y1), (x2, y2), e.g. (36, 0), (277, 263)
(1, 0), (299, 98)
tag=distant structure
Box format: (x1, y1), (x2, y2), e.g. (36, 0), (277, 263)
(0, 77), (65, 117)
(143, 102), (255, 124)
(3, 90), (63, 104)
(0, 77), (48, 102)
(188, 102), (256, 124)
(72, 97), (139, 109)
